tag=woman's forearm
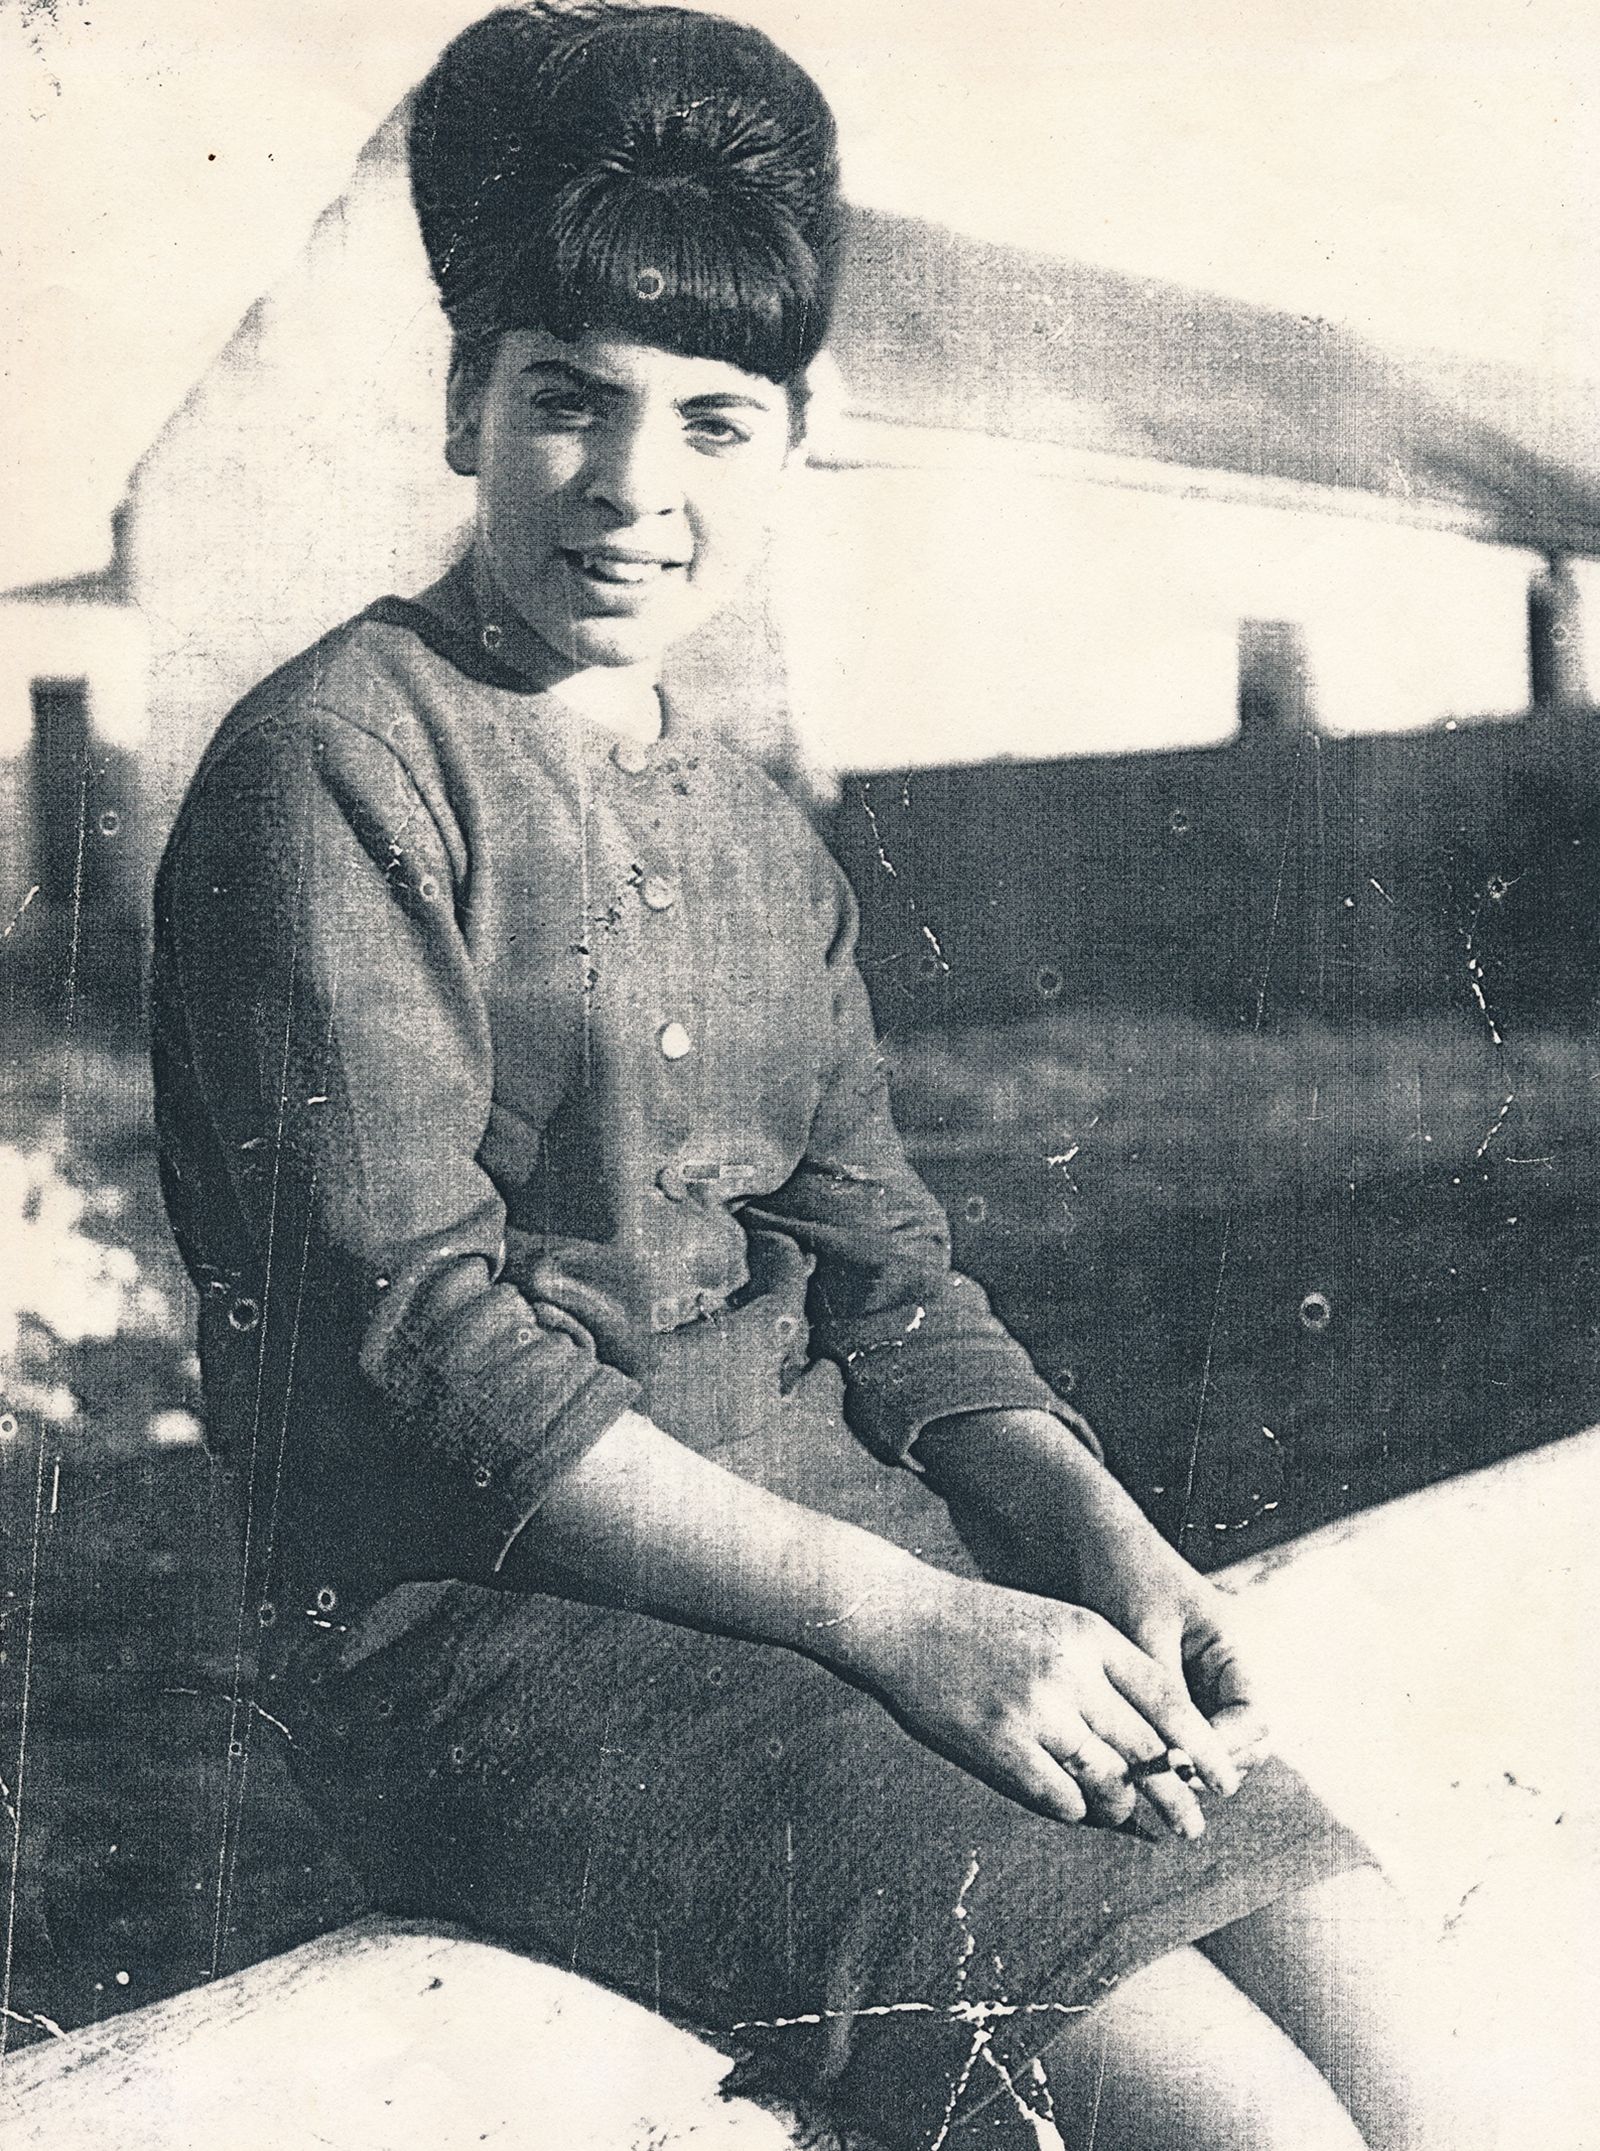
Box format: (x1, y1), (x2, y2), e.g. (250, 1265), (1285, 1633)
(497, 1404), (1242, 1830)
(495, 1407), (928, 1675)
(909, 1406), (1161, 1598)
(914, 1406), (1125, 1531)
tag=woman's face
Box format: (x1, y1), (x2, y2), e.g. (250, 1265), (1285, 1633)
(451, 327), (794, 677)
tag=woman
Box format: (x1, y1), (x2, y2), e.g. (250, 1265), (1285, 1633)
(150, 8), (1457, 2145)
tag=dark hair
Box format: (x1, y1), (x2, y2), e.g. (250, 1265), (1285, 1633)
(409, 3), (843, 399)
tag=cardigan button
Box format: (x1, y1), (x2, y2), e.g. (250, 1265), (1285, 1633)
(657, 1021), (693, 1061)
(656, 1156), (731, 1200)
(639, 873), (677, 912)
(611, 738), (652, 776)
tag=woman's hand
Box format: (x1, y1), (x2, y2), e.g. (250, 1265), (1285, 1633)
(1063, 1521), (1272, 1775)
(508, 1396), (1254, 1840)
(842, 1565), (1242, 1840)
(913, 1409), (1271, 1776)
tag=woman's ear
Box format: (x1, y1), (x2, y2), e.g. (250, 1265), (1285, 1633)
(445, 350), (487, 477)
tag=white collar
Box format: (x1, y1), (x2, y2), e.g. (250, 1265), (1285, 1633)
(548, 669), (665, 745)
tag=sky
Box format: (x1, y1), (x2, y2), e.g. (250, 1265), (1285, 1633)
(4, 0), (1598, 589)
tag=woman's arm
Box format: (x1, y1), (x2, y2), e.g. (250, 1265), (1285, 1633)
(915, 1408), (1271, 1771)
(732, 838), (1265, 1780)
(153, 701), (642, 1589)
(502, 1404), (1241, 1838)
(738, 851), (1098, 1470)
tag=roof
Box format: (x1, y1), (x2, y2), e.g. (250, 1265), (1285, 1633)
(0, 508), (131, 607)
(827, 206), (1600, 553)
(94, 111), (1600, 607)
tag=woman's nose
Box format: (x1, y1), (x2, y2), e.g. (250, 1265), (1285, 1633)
(583, 416), (679, 523)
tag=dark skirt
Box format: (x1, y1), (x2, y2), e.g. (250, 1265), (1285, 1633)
(282, 1337), (1373, 2149)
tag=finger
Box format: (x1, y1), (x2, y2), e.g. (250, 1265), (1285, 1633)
(1207, 1701), (1273, 1770)
(1222, 1734), (1272, 1776)
(1204, 1692), (1270, 1745)
(1133, 1612), (1188, 1683)
(1040, 1727), (1139, 1831)
(1184, 1634), (1270, 1762)
(1083, 1690), (1208, 1839)
(1186, 1629), (1261, 1718)
(1104, 1643), (1241, 1799)
(992, 1739), (1089, 1828)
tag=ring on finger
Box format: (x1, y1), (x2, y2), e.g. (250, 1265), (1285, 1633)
(1127, 1746), (1200, 1787)
(1055, 1741), (1132, 1801)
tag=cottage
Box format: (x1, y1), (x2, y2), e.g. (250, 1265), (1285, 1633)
(3, 103), (1596, 990)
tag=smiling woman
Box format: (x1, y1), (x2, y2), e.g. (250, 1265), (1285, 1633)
(449, 331), (792, 675)
(146, 6), (1466, 2148)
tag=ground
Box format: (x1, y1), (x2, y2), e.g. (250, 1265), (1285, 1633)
(2, 1006), (1597, 2055)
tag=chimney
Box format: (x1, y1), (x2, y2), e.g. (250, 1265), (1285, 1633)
(1236, 619), (1315, 746)
(1528, 554), (1584, 712)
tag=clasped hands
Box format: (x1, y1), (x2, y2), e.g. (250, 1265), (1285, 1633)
(852, 1407), (1271, 1843)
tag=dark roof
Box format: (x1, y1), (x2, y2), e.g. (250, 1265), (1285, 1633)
(0, 507), (130, 606)
(831, 207), (1600, 554)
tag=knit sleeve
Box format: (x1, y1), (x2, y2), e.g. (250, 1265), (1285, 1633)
(151, 707), (641, 1587)
(738, 850), (1103, 1470)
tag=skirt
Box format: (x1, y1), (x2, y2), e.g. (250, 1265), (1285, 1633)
(281, 1300), (1374, 2149)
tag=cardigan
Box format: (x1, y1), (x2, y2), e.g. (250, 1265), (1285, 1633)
(149, 590), (1092, 1635)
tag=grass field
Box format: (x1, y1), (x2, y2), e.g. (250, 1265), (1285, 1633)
(3, 1007), (1597, 2053)
(896, 1010), (1600, 1548)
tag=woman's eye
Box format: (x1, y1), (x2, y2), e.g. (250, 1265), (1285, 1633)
(688, 416), (750, 450)
(530, 393), (595, 428)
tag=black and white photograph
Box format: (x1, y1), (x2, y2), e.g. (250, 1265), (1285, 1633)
(2, 1), (1598, 2143)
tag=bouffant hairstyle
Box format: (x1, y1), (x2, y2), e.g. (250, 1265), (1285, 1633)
(409, 2), (844, 418)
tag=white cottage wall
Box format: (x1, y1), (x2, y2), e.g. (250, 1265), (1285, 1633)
(122, 110), (461, 885)
(778, 462), (1543, 774)
(112, 101), (1598, 910)
(120, 109), (804, 908)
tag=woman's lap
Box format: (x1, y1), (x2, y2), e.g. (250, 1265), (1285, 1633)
(283, 1566), (1373, 2143)
(279, 1376), (1374, 2143)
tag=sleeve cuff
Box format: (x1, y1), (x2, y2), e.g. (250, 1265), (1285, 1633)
(841, 1333), (1104, 1470)
(482, 1365), (643, 1576)
(385, 1335), (642, 1583)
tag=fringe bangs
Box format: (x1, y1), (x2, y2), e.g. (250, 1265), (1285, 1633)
(411, 4), (841, 385)
(534, 170), (824, 381)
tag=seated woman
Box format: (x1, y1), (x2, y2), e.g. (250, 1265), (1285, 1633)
(150, 6), (1466, 2145)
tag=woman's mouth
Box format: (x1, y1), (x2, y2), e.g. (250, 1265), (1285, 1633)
(561, 548), (687, 588)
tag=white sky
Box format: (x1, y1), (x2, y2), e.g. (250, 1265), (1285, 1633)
(4, 0), (1598, 590)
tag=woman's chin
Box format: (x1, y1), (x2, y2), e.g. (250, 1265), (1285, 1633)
(558, 616), (675, 673)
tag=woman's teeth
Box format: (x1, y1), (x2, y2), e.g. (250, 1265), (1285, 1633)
(572, 552), (677, 585)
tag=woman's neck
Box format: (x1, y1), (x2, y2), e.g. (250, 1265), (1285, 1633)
(417, 551), (664, 744)
(548, 666), (665, 745)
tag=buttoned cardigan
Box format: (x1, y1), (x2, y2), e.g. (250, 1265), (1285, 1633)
(150, 594), (1089, 1632)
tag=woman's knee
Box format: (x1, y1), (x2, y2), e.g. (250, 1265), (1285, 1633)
(1199, 1866), (1481, 2150)
(949, 1945), (1368, 2151)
